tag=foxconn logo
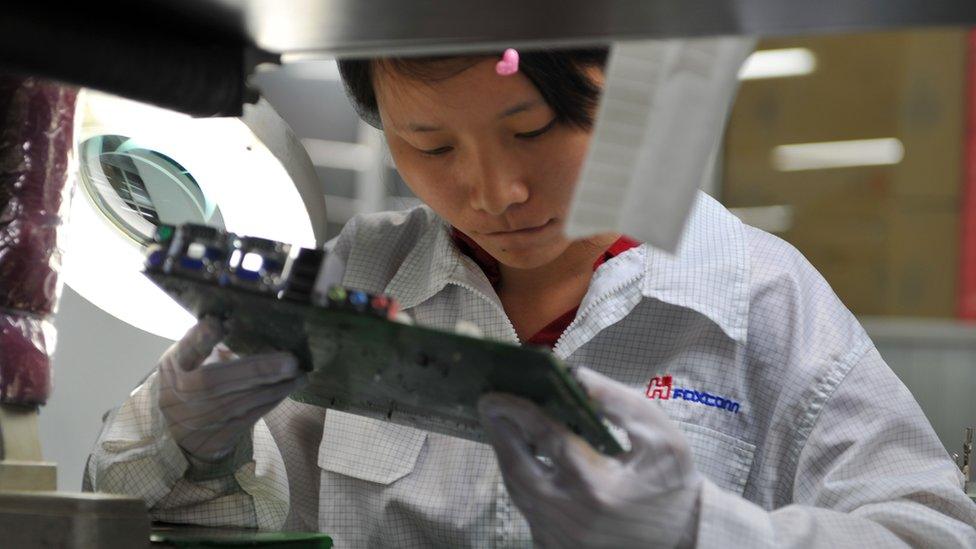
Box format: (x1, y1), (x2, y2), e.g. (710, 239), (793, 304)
(645, 375), (741, 414)
(646, 375), (674, 399)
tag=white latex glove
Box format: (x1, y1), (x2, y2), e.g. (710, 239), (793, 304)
(478, 367), (703, 548)
(158, 317), (304, 462)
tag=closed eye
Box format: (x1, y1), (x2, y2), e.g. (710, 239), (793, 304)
(516, 118), (557, 139)
(420, 146), (454, 156)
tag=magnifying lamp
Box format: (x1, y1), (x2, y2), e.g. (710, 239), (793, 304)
(62, 91), (327, 341)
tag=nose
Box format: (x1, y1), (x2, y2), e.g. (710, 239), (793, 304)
(467, 151), (530, 216)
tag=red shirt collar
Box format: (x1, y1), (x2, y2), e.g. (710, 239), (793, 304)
(450, 228), (641, 347)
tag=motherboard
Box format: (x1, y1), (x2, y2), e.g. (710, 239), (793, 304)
(143, 223), (624, 454)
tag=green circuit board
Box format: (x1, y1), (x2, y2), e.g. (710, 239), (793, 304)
(145, 272), (624, 455)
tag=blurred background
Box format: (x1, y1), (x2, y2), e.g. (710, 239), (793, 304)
(721, 28), (976, 466)
(43, 26), (976, 490)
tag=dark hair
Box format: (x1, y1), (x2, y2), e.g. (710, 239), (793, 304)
(337, 48), (609, 130)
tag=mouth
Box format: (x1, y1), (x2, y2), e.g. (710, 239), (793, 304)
(484, 218), (556, 236)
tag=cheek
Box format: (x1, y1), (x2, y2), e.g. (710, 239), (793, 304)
(530, 133), (590, 205)
(390, 151), (467, 221)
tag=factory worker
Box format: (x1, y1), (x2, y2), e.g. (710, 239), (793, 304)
(85, 47), (976, 548)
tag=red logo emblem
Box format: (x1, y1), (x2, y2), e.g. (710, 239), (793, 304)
(646, 375), (673, 400)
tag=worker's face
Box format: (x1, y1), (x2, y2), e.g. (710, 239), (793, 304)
(374, 59), (599, 270)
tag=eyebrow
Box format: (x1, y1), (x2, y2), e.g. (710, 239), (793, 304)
(406, 122), (442, 133)
(497, 100), (542, 119)
(404, 100), (543, 133)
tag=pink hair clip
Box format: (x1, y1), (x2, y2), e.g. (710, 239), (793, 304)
(495, 48), (520, 76)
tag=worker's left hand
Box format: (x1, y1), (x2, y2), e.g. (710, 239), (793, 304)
(478, 367), (703, 549)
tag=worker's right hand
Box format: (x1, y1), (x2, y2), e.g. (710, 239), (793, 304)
(157, 317), (304, 462)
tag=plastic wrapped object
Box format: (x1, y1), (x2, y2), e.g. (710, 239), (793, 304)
(0, 75), (77, 405)
(0, 316), (54, 404)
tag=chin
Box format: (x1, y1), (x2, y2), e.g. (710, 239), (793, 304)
(489, 240), (569, 270)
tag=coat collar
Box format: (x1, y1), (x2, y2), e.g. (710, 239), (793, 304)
(384, 217), (497, 310)
(639, 192), (750, 344)
(384, 192), (749, 345)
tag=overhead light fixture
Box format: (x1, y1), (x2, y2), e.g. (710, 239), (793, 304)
(771, 138), (905, 172)
(63, 91), (327, 341)
(739, 48), (817, 80)
(276, 48), (819, 83)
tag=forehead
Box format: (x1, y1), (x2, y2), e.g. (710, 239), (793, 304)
(372, 57), (545, 122)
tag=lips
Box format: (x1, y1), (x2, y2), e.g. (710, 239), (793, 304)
(482, 218), (555, 235)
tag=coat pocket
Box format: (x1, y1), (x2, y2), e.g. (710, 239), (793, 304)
(317, 409), (427, 485)
(674, 421), (755, 495)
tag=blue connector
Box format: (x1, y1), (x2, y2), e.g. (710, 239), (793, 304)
(179, 257), (205, 271)
(146, 250), (165, 268)
(349, 290), (369, 311)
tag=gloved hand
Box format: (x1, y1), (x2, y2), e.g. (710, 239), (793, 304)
(158, 317), (304, 463)
(478, 367), (703, 549)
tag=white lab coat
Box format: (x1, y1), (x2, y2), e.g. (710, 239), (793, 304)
(86, 193), (976, 547)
